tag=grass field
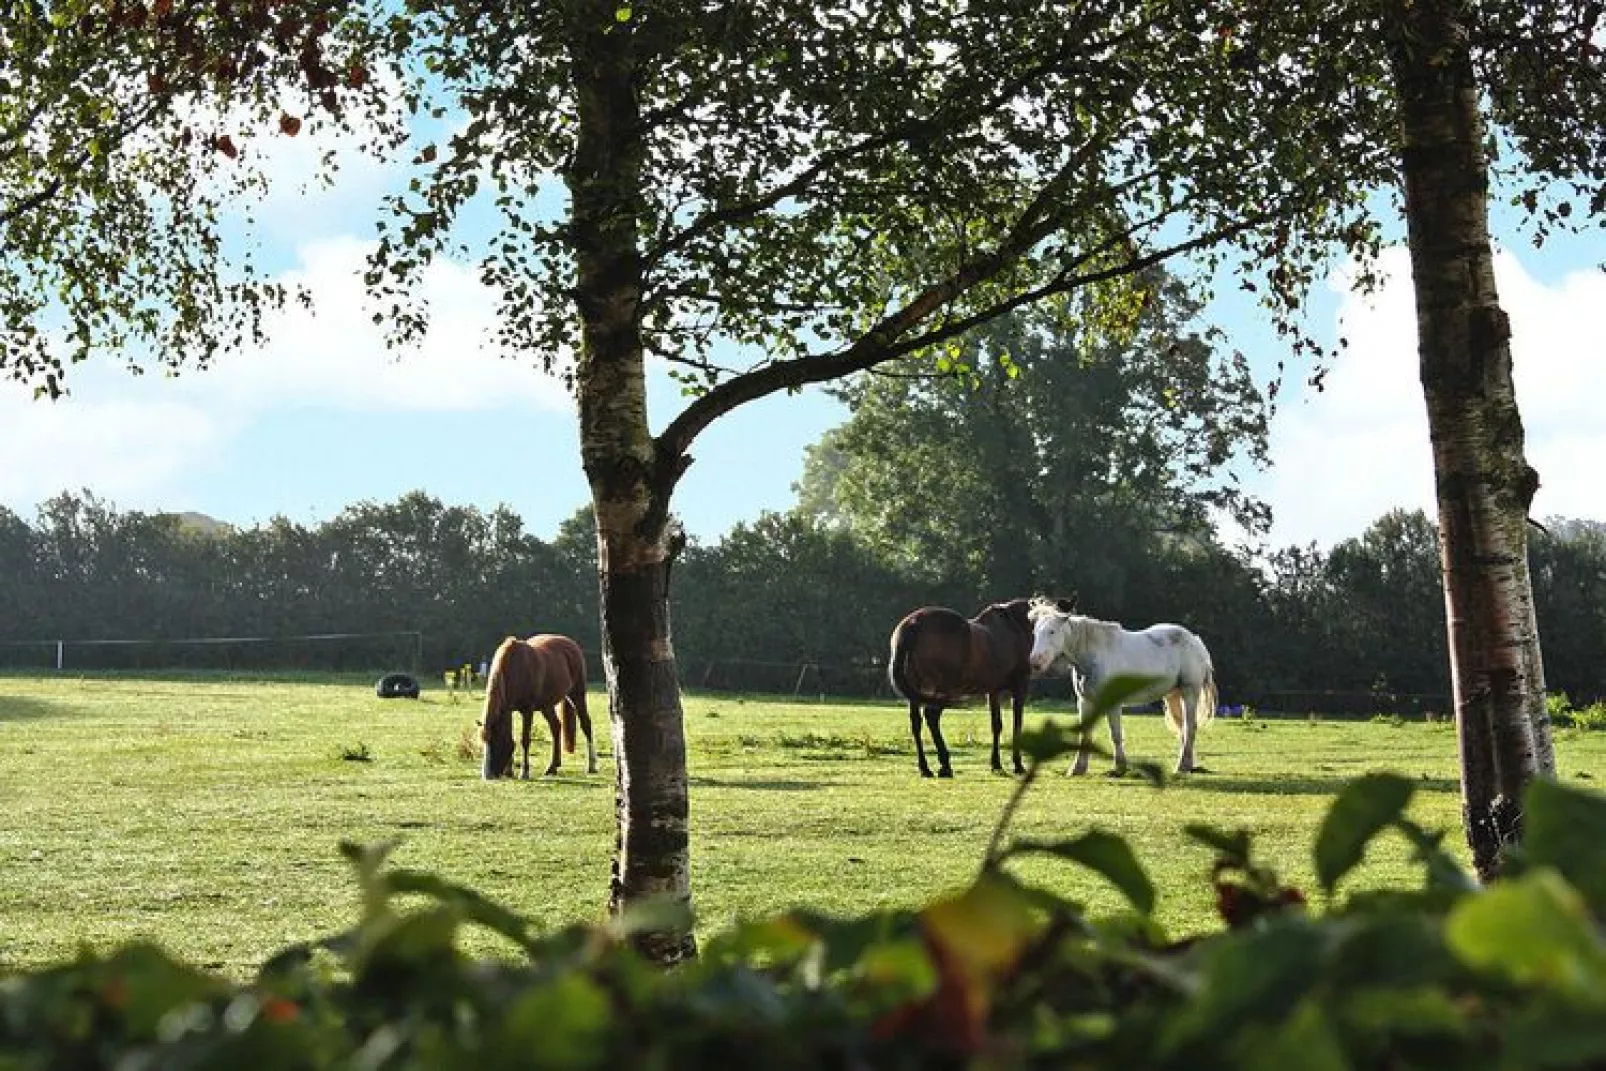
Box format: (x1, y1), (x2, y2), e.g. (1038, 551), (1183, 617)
(3, 671), (1603, 980)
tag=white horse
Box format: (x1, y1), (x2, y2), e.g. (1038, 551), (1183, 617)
(1026, 597), (1218, 775)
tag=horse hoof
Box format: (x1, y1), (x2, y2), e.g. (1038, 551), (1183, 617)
(920, 768), (934, 779)
(938, 767), (954, 779)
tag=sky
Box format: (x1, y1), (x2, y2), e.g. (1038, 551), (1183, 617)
(2, 112), (1602, 551)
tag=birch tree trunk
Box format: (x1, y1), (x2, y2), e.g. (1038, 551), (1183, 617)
(567, 1), (695, 963)
(1386, 0), (1556, 881)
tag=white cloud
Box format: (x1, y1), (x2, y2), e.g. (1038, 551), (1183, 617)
(0, 394), (222, 509)
(0, 236), (570, 517)
(1261, 246), (1606, 548)
(180, 236), (571, 411)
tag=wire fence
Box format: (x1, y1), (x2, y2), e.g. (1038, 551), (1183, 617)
(0, 634), (1454, 717)
(0, 632), (424, 674)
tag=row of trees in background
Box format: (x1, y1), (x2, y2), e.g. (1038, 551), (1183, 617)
(4, 486), (1603, 710)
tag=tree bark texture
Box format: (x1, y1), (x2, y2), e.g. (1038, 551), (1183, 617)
(1386, 0), (1555, 881)
(567, 1), (695, 963)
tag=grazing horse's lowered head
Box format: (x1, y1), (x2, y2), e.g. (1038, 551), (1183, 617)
(887, 597), (1035, 778)
(480, 633), (597, 781)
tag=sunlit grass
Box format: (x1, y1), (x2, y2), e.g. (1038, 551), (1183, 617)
(2, 672), (1602, 979)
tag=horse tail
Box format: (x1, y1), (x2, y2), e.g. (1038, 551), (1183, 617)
(1201, 665), (1218, 729)
(562, 697), (578, 754)
(1163, 691), (1185, 735)
(562, 641), (587, 754)
(889, 616), (922, 701)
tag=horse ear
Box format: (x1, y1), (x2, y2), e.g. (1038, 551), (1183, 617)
(1056, 593), (1077, 613)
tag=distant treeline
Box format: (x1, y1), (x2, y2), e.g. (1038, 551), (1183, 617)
(1, 490), (1602, 710)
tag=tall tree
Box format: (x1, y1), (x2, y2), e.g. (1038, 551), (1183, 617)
(793, 278), (1270, 605)
(1210, 0), (1606, 877)
(1382, 0), (1557, 873)
(1324, 509), (1449, 697)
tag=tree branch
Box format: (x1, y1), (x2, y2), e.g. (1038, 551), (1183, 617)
(638, 22), (1115, 275)
(654, 205), (1280, 468)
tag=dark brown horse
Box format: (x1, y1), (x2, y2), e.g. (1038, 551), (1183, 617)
(887, 598), (1034, 778)
(480, 634), (596, 780)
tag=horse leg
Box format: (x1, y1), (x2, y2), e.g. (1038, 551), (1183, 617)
(541, 706), (562, 776)
(1068, 678), (1092, 775)
(518, 711), (534, 780)
(1010, 683), (1026, 775)
(573, 699), (598, 774)
(909, 702), (933, 778)
(924, 705), (953, 778)
(1107, 705), (1128, 776)
(988, 692), (1004, 773)
(1177, 689), (1199, 774)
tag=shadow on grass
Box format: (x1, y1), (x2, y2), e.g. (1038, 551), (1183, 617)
(0, 695), (74, 722)
(1178, 772), (1460, 796)
(690, 776), (823, 792)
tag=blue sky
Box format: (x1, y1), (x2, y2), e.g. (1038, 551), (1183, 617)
(2, 114), (1602, 549)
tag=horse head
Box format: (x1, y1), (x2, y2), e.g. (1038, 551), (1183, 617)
(1027, 597), (1080, 675)
(480, 705), (516, 779)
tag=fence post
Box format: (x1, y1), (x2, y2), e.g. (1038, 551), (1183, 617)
(56, 640), (64, 672)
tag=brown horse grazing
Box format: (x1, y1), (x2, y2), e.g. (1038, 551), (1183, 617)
(887, 598), (1034, 778)
(480, 634), (597, 780)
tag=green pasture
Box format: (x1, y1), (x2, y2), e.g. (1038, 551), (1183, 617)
(3, 672), (1602, 980)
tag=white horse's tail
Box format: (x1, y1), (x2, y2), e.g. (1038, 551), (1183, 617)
(1163, 691), (1184, 735)
(1165, 664), (1218, 735)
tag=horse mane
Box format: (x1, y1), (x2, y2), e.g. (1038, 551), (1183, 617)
(1027, 597), (1126, 656)
(1028, 595), (1073, 624)
(479, 636), (523, 741)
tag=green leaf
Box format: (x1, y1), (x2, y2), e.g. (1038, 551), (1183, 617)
(701, 914), (817, 969)
(1523, 777), (1606, 904)
(1391, 817), (1477, 894)
(104, 944), (225, 1037)
(606, 893), (694, 946)
(1502, 1003), (1606, 1069)
(1017, 717), (1082, 761)
(1239, 998), (1348, 1071)
(1445, 868), (1606, 1001)
(1314, 772), (1415, 894)
(1326, 912), (1458, 991)
(384, 868), (538, 953)
(1183, 823), (1253, 868)
(614, 4), (632, 21)
(499, 974), (613, 1069)
(1006, 830), (1155, 915)
(1162, 920), (1326, 1055)
(1086, 673), (1164, 721)
(921, 872), (1042, 977)
(1339, 986), (1468, 1040)
(852, 937), (938, 1001)
(359, 906), (462, 968)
